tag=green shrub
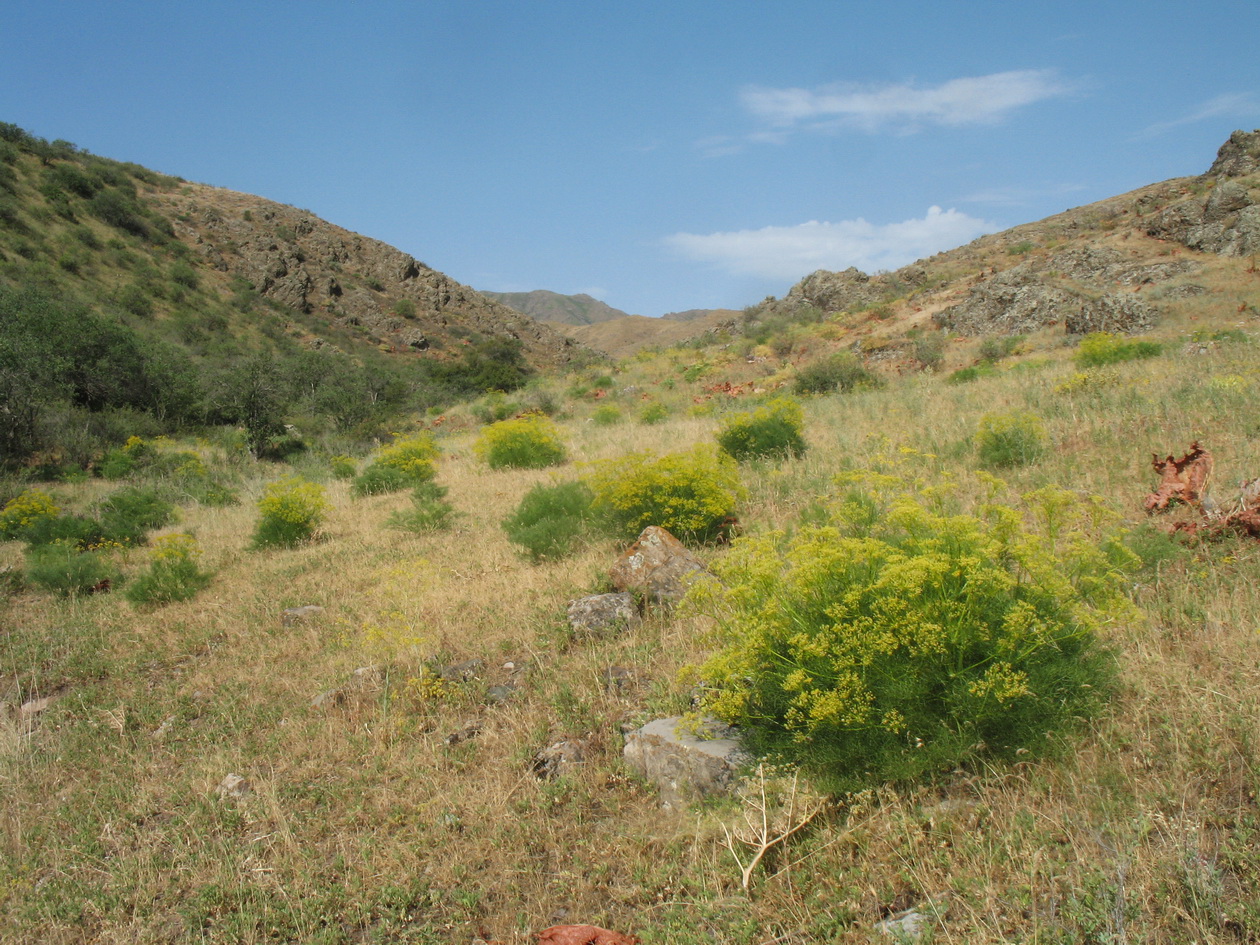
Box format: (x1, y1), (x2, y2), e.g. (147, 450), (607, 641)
(1075, 332), (1163, 367)
(25, 542), (120, 596)
(716, 397), (807, 463)
(386, 482), (457, 534)
(22, 513), (108, 550)
(946, 364), (997, 385)
(975, 412), (1048, 468)
(329, 455), (358, 479)
(125, 533), (212, 605)
(588, 445), (743, 544)
(637, 402), (670, 425)
(979, 335), (1025, 362)
(686, 480), (1135, 794)
(0, 489), (61, 541)
(97, 486), (176, 545)
(793, 352), (880, 395)
(911, 334), (945, 371)
(475, 415), (566, 470)
(353, 434), (438, 496)
(252, 476), (330, 548)
(471, 392), (521, 423)
(502, 481), (596, 562)
(591, 405), (622, 426)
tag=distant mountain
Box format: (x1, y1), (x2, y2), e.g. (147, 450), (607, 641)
(480, 289), (632, 327)
(660, 308), (740, 323)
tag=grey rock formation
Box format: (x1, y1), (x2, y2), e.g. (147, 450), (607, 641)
(609, 526), (709, 605)
(1208, 129), (1260, 178)
(567, 592), (640, 637)
(622, 716), (749, 809)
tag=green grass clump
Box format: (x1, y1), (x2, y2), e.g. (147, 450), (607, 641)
(502, 480), (596, 561)
(474, 414), (566, 470)
(353, 433), (438, 496)
(24, 542), (120, 596)
(124, 533), (212, 605)
(588, 444), (743, 544)
(252, 476), (330, 548)
(1075, 331), (1163, 366)
(716, 397), (807, 463)
(386, 482), (457, 534)
(975, 411), (1048, 468)
(687, 479), (1135, 794)
(792, 351), (880, 395)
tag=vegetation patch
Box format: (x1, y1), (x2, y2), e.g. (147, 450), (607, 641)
(716, 397), (807, 463)
(975, 411), (1048, 468)
(252, 475), (330, 548)
(502, 480), (597, 561)
(474, 414), (566, 470)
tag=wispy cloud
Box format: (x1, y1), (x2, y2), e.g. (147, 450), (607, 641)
(665, 207), (997, 281)
(740, 70), (1075, 136)
(960, 182), (1088, 207)
(1139, 92), (1260, 138)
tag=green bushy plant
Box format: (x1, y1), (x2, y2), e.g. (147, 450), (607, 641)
(716, 397), (807, 463)
(329, 455), (358, 479)
(125, 533), (212, 605)
(25, 542), (120, 596)
(637, 402), (669, 425)
(1075, 332), (1163, 367)
(975, 412), (1048, 468)
(97, 486), (176, 545)
(947, 363), (997, 385)
(587, 445), (743, 544)
(252, 476), (330, 548)
(474, 414), (566, 470)
(386, 482), (457, 534)
(591, 404), (622, 426)
(501, 481), (596, 562)
(686, 478), (1136, 794)
(792, 352), (880, 395)
(353, 434), (438, 496)
(0, 489), (61, 541)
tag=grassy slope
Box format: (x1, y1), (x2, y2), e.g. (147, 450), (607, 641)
(4, 318), (1260, 942)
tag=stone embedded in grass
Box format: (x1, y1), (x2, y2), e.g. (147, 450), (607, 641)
(216, 774), (251, 799)
(622, 716), (749, 810)
(282, 605), (324, 627)
(601, 666), (638, 694)
(441, 658), (484, 682)
(608, 526), (708, 604)
(532, 738), (588, 780)
(566, 592), (639, 637)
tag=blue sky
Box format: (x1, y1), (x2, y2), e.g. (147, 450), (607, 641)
(3, 1), (1258, 316)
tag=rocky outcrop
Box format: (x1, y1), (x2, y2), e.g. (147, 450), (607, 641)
(1208, 129), (1260, 178)
(150, 184), (582, 370)
(934, 264), (1159, 336)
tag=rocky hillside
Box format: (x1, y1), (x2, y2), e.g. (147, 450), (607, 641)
(479, 289), (632, 327)
(743, 129), (1260, 352)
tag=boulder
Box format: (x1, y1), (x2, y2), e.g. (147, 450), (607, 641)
(567, 592), (639, 637)
(622, 716), (749, 809)
(608, 527), (708, 605)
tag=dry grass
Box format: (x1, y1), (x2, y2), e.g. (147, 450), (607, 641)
(4, 267), (1260, 943)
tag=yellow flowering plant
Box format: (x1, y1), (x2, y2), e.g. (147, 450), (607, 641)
(685, 473), (1137, 793)
(252, 476), (331, 548)
(474, 414), (566, 470)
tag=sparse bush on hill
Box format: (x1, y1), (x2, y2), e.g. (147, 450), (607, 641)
(125, 533), (212, 605)
(792, 351), (880, 395)
(352, 433), (438, 496)
(591, 404), (622, 426)
(96, 486), (176, 545)
(637, 402), (669, 425)
(475, 414), (566, 470)
(588, 444), (743, 544)
(502, 480), (596, 561)
(252, 476), (329, 548)
(687, 478), (1135, 794)
(1075, 331), (1163, 367)
(386, 482), (457, 534)
(975, 411), (1048, 468)
(716, 397), (807, 462)
(25, 541), (120, 596)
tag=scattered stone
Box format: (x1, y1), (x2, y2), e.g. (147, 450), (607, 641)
(310, 688), (346, 709)
(440, 659), (484, 682)
(282, 605), (324, 628)
(351, 665), (385, 683)
(622, 716), (750, 809)
(18, 695), (57, 720)
(567, 592), (640, 637)
(216, 774), (252, 799)
(532, 739), (588, 780)
(874, 909), (929, 942)
(484, 684), (518, 705)
(601, 666), (638, 695)
(445, 721), (482, 746)
(608, 526), (709, 605)
(152, 715), (178, 740)
(537, 925), (639, 945)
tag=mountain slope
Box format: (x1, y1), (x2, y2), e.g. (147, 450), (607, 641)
(479, 289), (632, 326)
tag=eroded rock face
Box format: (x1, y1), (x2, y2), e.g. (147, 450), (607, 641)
(608, 527), (708, 605)
(623, 716), (749, 809)
(1146, 166), (1260, 257)
(1208, 129), (1260, 178)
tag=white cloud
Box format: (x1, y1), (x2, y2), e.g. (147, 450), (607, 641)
(740, 70), (1074, 135)
(665, 207), (997, 280)
(1139, 92), (1260, 137)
